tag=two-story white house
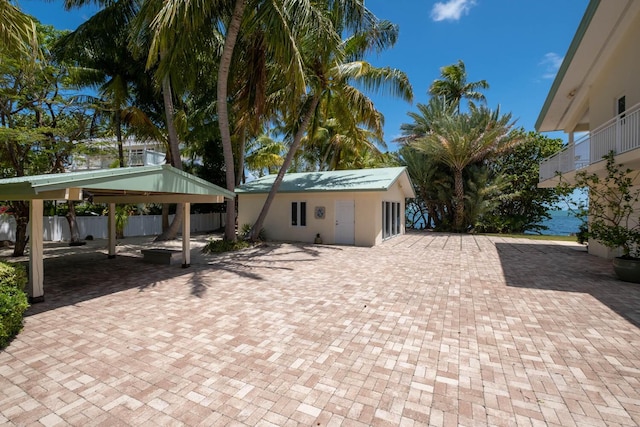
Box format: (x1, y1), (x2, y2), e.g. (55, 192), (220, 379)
(69, 136), (167, 171)
(536, 0), (640, 257)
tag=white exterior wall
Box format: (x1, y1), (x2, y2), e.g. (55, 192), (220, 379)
(588, 12), (640, 129)
(583, 12), (640, 258)
(237, 181), (408, 247)
(0, 213), (223, 241)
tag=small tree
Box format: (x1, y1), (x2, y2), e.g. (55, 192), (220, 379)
(477, 131), (565, 234)
(563, 152), (640, 258)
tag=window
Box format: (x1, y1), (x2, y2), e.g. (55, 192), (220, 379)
(382, 201), (401, 239)
(618, 95), (626, 118)
(291, 202), (307, 227)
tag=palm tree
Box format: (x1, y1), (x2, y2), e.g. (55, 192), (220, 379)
(399, 145), (454, 229)
(247, 10), (413, 241)
(429, 59), (488, 113)
(146, 0), (318, 241)
(245, 134), (285, 178)
(0, 0), (37, 55)
(411, 98), (521, 231)
(55, 0), (145, 168)
(300, 117), (384, 171)
(396, 100), (453, 145)
(64, 0), (198, 240)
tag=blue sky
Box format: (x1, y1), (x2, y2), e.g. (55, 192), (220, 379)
(21, 0), (589, 150)
(364, 0), (589, 148)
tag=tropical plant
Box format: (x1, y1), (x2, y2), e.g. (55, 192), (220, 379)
(247, 7), (413, 241)
(0, 0), (37, 56)
(201, 238), (251, 254)
(56, 0), (144, 167)
(563, 152), (640, 259)
(477, 131), (565, 234)
(411, 98), (521, 231)
(61, 0), (190, 241)
(0, 23), (94, 256)
(397, 101), (445, 144)
(101, 204), (137, 239)
(145, 0), (319, 242)
(463, 164), (504, 231)
(428, 59), (488, 113)
(245, 135), (285, 178)
(399, 145), (453, 229)
(239, 223), (266, 241)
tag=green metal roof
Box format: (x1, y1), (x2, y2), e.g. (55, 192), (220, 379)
(0, 165), (235, 203)
(236, 167), (415, 197)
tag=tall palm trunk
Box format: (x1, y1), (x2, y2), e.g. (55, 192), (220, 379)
(162, 75), (182, 171)
(249, 95), (321, 241)
(453, 167), (465, 231)
(236, 128), (246, 186)
(218, 0), (246, 241)
(116, 111), (124, 167)
(155, 73), (184, 241)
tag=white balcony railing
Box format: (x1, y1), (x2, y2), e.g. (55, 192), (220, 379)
(539, 101), (640, 182)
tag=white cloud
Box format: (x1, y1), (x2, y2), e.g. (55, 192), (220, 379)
(540, 52), (563, 79)
(431, 0), (476, 22)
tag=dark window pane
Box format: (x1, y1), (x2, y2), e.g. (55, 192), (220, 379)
(300, 202), (306, 226)
(291, 202), (297, 226)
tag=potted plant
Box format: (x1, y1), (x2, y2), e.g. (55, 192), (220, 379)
(564, 151), (640, 282)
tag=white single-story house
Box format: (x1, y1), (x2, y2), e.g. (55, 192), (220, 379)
(236, 167), (415, 247)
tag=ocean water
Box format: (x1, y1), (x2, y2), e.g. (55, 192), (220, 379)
(533, 210), (582, 236)
(408, 208), (582, 236)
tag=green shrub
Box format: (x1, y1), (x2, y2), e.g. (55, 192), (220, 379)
(202, 239), (252, 254)
(239, 223), (267, 241)
(0, 261), (29, 349)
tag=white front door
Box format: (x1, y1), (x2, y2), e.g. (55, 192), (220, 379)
(335, 200), (355, 245)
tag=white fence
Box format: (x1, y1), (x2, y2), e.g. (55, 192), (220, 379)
(0, 213), (225, 242)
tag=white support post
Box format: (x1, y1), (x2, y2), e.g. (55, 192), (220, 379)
(182, 202), (191, 268)
(107, 203), (116, 259)
(28, 199), (44, 303)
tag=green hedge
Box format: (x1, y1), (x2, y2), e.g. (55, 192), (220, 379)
(0, 261), (29, 349)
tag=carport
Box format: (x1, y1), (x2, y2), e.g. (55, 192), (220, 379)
(0, 165), (235, 302)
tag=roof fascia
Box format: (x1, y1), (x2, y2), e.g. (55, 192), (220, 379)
(93, 194), (227, 204)
(535, 0), (600, 131)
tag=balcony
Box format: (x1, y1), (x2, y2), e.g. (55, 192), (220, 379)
(539, 101), (640, 184)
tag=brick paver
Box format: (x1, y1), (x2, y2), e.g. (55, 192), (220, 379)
(2, 232), (640, 426)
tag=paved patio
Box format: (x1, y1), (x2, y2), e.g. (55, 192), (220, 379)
(1, 232), (640, 426)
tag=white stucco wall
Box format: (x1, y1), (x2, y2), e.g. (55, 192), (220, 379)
(237, 181), (408, 247)
(587, 172), (640, 259)
(588, 11), (640, 129)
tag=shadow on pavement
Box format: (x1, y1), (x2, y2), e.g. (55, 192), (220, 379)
(496, 242), (640, 328)
(18, 239), (332, 314)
